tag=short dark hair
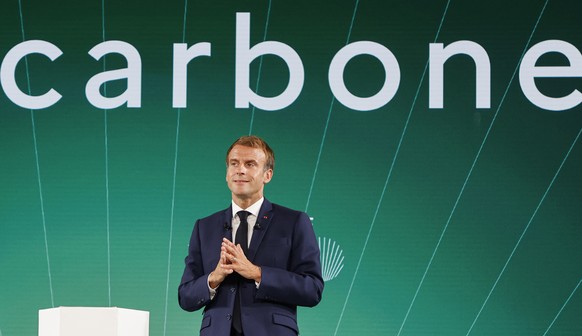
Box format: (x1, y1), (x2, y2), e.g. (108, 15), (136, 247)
(226, 135), (275, 171)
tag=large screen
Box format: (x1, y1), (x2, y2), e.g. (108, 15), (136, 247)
(1, 0), (580, 335)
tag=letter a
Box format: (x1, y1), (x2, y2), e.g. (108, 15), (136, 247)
(86, 41), (142, 109)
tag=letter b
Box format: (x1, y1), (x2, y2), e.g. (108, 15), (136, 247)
(235, 12), (304, 111)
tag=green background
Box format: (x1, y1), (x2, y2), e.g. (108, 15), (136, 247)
(1, 0), (580, 335)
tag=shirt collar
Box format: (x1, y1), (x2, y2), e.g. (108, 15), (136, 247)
(232, 197), (264, 219)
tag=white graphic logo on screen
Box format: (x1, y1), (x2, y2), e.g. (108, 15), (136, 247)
(318, 237), (345, 282)
(311, 217), (345, 282)
(320, 237), (344, 282)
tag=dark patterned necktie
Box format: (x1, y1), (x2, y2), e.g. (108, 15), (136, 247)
(235, 211), (250, 253)
(232, 210), (250, 334)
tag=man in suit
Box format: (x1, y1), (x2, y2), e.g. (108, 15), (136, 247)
(178, 135), (324, 336)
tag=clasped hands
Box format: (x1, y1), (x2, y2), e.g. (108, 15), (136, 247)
(208, 238), (262, 289)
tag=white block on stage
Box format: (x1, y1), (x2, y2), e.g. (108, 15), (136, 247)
(39, 307), (149, 336)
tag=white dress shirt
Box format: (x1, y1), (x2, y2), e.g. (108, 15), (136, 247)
(208, 198), (264, 298)
(231, 197), (264, 247)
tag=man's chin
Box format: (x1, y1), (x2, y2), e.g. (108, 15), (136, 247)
(231, 190), (248, 198)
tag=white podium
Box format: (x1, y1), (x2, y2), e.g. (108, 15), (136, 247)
(39, 307), (149, 336)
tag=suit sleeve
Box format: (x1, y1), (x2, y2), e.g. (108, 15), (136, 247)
(178, 219), (213, 311)
(255, 212), (324, 307)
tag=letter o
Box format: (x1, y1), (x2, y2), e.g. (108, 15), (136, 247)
(329, 41), (400, 111)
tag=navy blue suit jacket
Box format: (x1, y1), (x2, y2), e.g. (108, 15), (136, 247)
(178, 199), (324, 336)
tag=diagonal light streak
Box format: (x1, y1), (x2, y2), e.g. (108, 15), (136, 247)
(248, 0), (273, 135)
(542, 278), (582, 336)
(101, 0), (112, 308)
(466, 127), (581, 336)
(324, 0), (452, 334)
(163, 1), (189, 335)
(305, 0), (360, 214)
(18, 0), (55, 308)
(398, 1), (550, 335)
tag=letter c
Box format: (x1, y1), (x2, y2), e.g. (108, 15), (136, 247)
(1, 40), (63, 109)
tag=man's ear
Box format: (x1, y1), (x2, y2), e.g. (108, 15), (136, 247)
(263, 169), (273, 184)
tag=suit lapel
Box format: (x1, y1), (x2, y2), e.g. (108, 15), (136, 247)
(248, 199), (273, 261)
(223, 206), (233, 241)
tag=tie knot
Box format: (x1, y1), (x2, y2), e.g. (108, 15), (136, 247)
(237, 210), (250, 223)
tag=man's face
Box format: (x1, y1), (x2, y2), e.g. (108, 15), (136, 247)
(226, 145), (273, 204)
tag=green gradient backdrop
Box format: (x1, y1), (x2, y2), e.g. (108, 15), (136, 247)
(1, 0), (581, 335)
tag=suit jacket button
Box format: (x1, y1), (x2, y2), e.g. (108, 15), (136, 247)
(226, 314), (232, 320)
